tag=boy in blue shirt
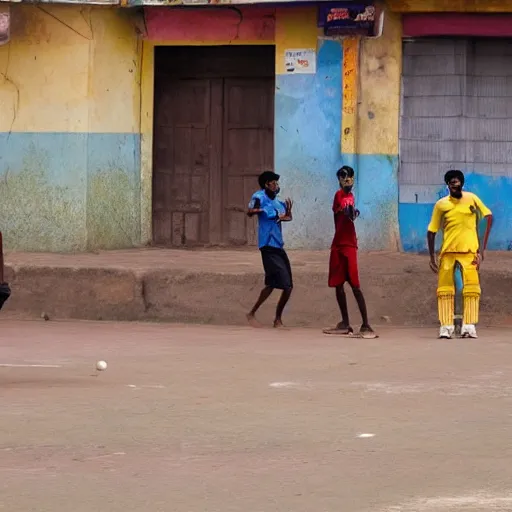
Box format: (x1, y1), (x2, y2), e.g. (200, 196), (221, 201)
(246, 171), (293, 328)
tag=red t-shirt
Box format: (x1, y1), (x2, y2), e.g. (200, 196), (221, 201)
(331, 190), (358, 248)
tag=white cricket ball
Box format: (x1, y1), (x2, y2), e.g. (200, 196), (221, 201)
(96, 360), (108, 371)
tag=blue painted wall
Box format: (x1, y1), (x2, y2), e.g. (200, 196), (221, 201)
(351, 154), (399, 250)
(399, 173), (511, 253)
(0, 132), (141, 252)
(275, 39), (399, 250)
(275, 40), (343, 249)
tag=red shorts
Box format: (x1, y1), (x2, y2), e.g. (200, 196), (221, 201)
(328, 246), (360, 288)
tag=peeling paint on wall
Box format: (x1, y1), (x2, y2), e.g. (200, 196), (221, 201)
(0, 5), (141, 252)
(86, 134), (141, 250)
(0, 132), (141, 252)
(0, 163), (84, 252)
(0, 134), (86, 251)
(276, 39), (343, 250)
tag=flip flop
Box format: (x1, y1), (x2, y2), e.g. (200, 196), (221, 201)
(322, 326), (354, 336)
(322, 327), (379, 339)
(358, 330), (379, 339)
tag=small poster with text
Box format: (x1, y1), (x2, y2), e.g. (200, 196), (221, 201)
(284, 49), (316, 75)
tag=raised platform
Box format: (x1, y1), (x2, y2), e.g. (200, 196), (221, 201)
(3, 249), (512, 327)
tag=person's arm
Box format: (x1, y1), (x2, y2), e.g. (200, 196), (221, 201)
(247, 195), (262, 217)
(255, 201), (291, 223)
(279, 198), (293, 222)
(348, 195), (360, 222)
(332, 194), (340, 228)
(427, 203), (442, 273)
(480, 215), (493, 259)
(332, 195), (342, 215)
(427, 231), (437, 272)
(333, 193), (359, 221)
(473, 195), (493, 261)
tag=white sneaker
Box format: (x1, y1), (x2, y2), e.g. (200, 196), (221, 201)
(439, 325), (454, 339)
(461, 324), (478, 339)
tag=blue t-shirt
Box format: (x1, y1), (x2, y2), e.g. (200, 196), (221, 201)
(248, 190), (286, 249)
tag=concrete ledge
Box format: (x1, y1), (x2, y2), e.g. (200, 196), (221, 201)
(3, 249), (512, 327)
(5, 266), (145, 321)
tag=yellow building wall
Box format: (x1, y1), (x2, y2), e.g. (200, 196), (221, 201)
(0, 4), (141, 252)
(275, 6), (318, 75)
(0, 5), (139, 134)
(358, 8), (402, 156)
(88, 8), (141, 134)
(0, 5), (90, 133)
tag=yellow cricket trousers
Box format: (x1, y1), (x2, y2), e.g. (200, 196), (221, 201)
(437, 252), (481, 326)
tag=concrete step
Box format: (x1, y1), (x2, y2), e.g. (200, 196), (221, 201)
(3, 249), (512, 328)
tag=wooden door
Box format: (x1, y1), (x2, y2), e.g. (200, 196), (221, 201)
(152, 46), (275, 247)
(222, 78), (274, 245)
(153, 79), (220, 246)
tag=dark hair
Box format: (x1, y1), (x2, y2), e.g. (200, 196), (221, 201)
(444, 169), (464, 186)
(258, 171), (280, 189)
(336, 165), (354, 178)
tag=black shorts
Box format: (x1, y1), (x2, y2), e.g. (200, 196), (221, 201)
(260, 246), (293, 290)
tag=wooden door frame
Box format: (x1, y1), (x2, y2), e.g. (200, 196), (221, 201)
(140, 40), (275, 247)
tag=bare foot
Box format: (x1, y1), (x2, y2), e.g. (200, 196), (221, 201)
(246, 313), (263, 328)
(273, 319), (288, 329)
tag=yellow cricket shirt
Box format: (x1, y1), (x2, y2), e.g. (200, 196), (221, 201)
(428, 192), (492, 254)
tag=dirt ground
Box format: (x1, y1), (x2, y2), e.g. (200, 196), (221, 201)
(2, 319), (512, 511)
(4, 249), (512, 327)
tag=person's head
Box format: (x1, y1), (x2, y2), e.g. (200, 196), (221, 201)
(336, 165), (355, 193)
(444, 170), (464, 199)
(258, 171), (280, 197)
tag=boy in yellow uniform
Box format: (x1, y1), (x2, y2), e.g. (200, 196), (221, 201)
(427, 170), (493, 339)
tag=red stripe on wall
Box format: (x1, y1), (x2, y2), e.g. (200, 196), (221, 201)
(403, 13), (512, 38)
(145, 6), (275, 42)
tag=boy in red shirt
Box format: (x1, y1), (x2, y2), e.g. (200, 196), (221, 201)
(323, 166), (377, 338)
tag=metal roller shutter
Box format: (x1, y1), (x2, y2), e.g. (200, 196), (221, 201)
(400, 38), (512, 204)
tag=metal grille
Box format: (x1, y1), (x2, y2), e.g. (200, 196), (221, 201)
(400, 38), (512, 203)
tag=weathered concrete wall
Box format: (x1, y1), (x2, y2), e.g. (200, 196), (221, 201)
(4, 249), (512, 327)
(0, 5), (140, 252)
(0, 4), (405, 253)
(275, 6), (401, 251)
(274, 7), (343, 249)
(355, 11), (401, 250)
(140, 5), (402, 251)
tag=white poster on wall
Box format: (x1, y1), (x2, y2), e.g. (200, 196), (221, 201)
(284, 49), (316, 74)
